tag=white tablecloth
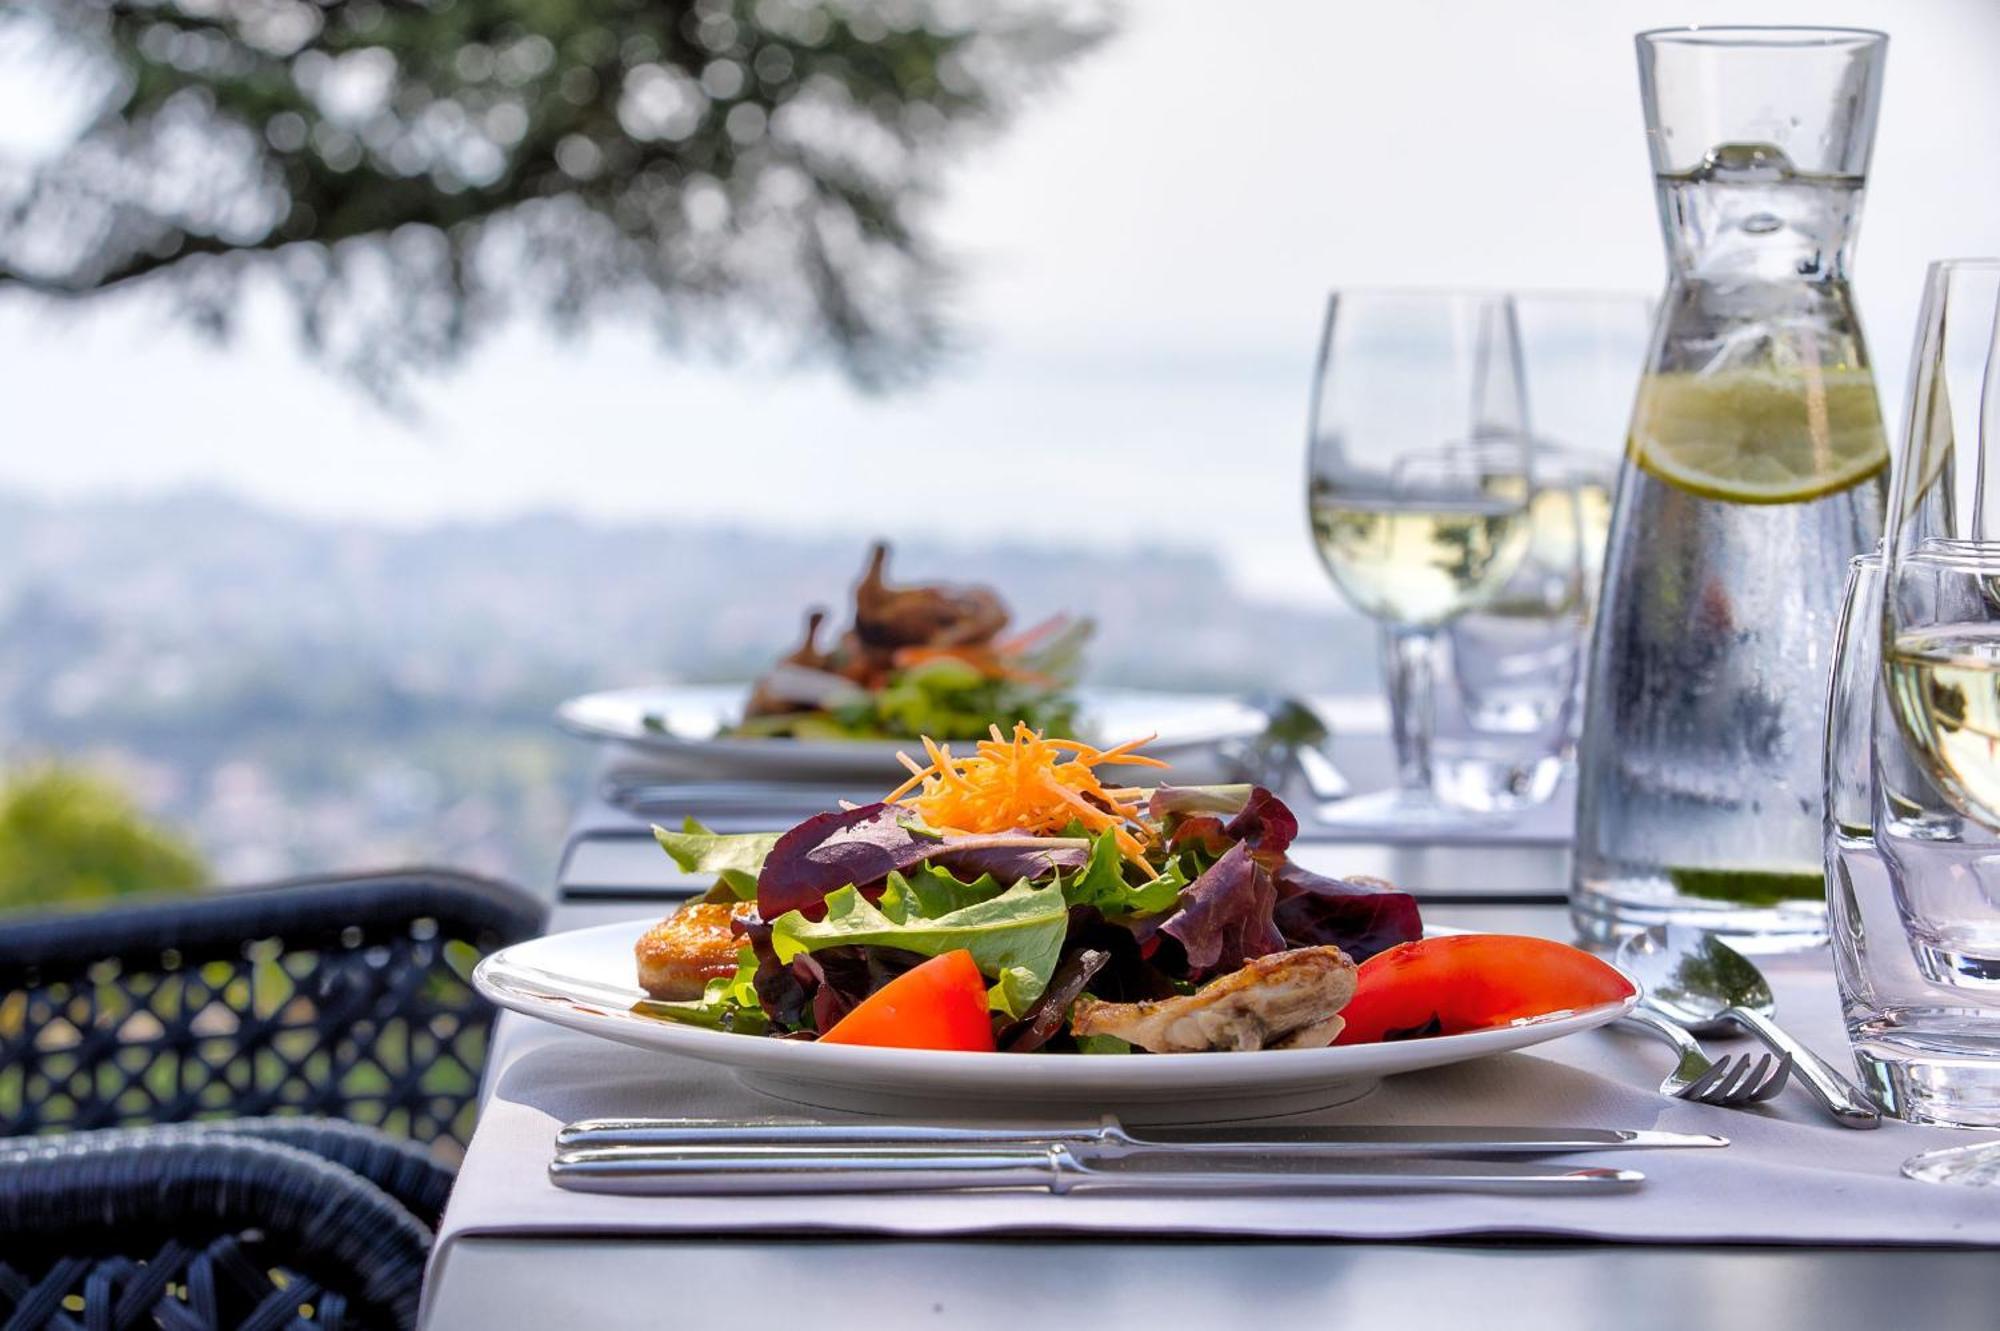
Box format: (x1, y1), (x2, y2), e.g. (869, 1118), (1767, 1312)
(434, 934), (1999, 1257)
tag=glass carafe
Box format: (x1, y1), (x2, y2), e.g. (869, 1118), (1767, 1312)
(1571, 27), (1890, 951)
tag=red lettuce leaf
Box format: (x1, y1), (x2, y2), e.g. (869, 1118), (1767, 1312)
(755, 802), (1086, 918)
(756, 805), (917, 918)
(1152, 786), (1298, 978)
(928, 841), (1089, 885)
(1158, 842), (1287, 978)
(1164, 785), (1299, 868)
(741, 916), (811, 1030)
(1166, 815), (1232, 860)
(1271, 863), (1422, 963)
(1222, 786), (1299, 856)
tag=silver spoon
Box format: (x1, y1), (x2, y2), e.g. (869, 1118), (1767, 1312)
(1617, 925), (1881, 1129)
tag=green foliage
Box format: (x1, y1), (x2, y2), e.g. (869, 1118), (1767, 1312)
(1, 0), (1107, 398)
(0, 764), (208, 912)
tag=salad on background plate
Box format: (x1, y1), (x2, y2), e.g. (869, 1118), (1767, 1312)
(721, 542), (1090, 743)
(636, 726), (1632, 1055)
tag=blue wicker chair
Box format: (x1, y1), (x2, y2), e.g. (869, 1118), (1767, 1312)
(0, 870), (545, 1330)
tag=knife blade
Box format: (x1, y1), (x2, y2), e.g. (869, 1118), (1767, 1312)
(556, 1115), (1724, 1157)
(548, 1143), (1646, 1196)
(605, 780), (861, 817)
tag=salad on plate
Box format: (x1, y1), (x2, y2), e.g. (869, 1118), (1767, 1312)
(637, 726), (1630, 1054)
(719, 543), (1090, 742)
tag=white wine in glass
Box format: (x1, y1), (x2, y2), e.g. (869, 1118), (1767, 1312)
(1882, 259), (2000, 836)
(1886, 624), (2000, 827)
(1307, 493), (1531, 626)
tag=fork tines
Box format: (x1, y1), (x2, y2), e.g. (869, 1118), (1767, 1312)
(1678, 1051), (1793, 1106)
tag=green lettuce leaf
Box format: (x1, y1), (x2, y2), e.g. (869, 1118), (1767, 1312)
(768, 878), (1068, 1018)
(881, 864), (1013, 917)
(855, 654), (1083, 742)
(988, 964), (1047, 1019)
(1059, 829), (1186, 917)
(1075, 1033), (1134, 1055)
(653, 818), (782, 901)
(633, 945), (768, 1034)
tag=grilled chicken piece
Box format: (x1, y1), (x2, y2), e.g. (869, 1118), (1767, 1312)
(1069, 946), (1358, 1053)
(742, 543), (1014, 714)
(851, 542), (1009, 654)
(635, 902), (756, 1000)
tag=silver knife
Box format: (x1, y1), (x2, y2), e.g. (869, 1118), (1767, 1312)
(606, 780), (861, 816)
(556, 1115), (1724, 1158)
(549, 1143), (1645, 1196)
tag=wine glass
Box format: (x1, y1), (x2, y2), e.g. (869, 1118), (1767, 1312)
(1306, 289), (1535, 827)
(1879, 258), (2000, 1185)
(1882, 261), (2000, 832)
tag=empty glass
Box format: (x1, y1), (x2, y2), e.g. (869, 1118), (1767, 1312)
(1825, 552), (2000, 1128)
(1425, 294), (1652, 817)
(1434, 447), (1594, 813)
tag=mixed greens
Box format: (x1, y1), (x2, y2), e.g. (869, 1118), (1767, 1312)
(729, 653), (1084, 743)
(643, 726), (1640, 1054)
(647, 730), (1423, 1051)
(721, 542), (1090, 742)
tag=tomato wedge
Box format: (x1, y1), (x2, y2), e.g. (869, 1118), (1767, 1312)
(819, 949), (997, 1052)
(1333, 934), (1634, 1045)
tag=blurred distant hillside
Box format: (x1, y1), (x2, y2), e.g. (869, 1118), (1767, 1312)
(0, 491), (1370, 887)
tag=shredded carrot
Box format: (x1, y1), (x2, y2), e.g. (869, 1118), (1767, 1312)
(886, 723), (1167, 871)
(993, 614), (1070, 657)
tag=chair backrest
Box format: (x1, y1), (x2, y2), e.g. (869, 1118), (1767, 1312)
(0, 870), (546, 1156)
(0, 1129), (433, 1329)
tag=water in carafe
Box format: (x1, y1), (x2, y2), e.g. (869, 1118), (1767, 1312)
(1571, 28), (1889, 951)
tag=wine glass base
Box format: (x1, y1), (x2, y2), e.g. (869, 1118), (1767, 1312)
(1852, 1032), (2000, 1128)
(1312, 786), (1508, 833)
(1903, 1140), (2000, 1187)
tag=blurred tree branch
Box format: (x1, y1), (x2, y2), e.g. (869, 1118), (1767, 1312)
(0, 0), (1108, 400)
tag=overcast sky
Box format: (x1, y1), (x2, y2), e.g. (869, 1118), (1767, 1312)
(4, 0), (1999, 605)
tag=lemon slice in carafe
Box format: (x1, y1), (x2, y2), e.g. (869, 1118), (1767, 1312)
(1631, 367), (1889, 504)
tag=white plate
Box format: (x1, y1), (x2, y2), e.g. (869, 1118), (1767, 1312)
(474, 921), (1636, 1123)
(554, 684), (1267, 781)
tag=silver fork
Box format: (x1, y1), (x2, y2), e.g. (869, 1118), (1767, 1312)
(1621, 1007), (1794, 1107)
(1226, 694), (1352, 801)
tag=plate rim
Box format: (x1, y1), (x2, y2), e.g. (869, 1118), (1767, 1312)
(473, 919), (1636, 1088)
(554, 682), (1270, 758)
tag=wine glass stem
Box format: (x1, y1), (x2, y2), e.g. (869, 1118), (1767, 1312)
(1380, 622), (1438, 794)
